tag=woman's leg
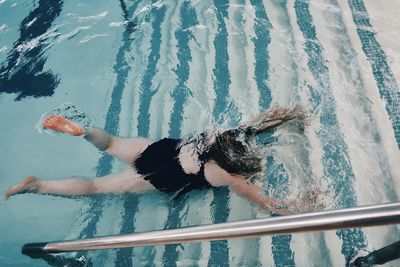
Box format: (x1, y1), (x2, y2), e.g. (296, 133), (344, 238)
(84, 128), (152, 164)
(43, 116), (152, 164)
(5, 170), (156, 199)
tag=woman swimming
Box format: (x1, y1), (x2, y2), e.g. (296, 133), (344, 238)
(4, 107), (313, 214)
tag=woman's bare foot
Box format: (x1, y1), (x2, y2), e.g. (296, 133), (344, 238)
(5, 176), (38, 200)
(42, 115), (85, 136)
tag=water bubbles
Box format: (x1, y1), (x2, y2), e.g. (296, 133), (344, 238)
(36, 102), (92, 135)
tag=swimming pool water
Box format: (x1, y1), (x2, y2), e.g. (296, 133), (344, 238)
(1, 0), (400, 266)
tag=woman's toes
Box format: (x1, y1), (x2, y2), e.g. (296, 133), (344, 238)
(4, 176), (38, 200)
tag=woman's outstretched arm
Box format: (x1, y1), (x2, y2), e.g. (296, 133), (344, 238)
(204, 160), (290, 214)
(227, 174), (325, 214)
(227, 175), (291, 215)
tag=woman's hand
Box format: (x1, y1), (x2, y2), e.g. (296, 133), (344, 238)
(262, 197), (294, 215)
(288, 188), (326, 213)
(263, 188), (326, 215)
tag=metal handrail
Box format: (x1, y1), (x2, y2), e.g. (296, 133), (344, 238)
(22, 202), (400, 257)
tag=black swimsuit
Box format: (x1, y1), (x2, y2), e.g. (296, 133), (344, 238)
(134, 138), (212, 196)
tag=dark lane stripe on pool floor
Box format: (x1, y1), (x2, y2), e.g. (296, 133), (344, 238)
(162, 1), (199, 266)
(347, 0), (400, 148)
(167, 2), (197, 139)
(329, 0), (398, 201)
(129, 2), (167, 265)
(250, 1), (295, 266)
(207, 1), (232, 266)
(137, 4), (166, 138)
(211, 0), (231, 124)
(108, 1), (141, 264)
(294, 0), (367, 261)
(250, 0), (272, 110)
(267, 159), (296, 267)
(76, 1), (139, 265)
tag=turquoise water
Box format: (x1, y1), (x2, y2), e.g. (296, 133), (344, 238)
(1, 0), (400, 266)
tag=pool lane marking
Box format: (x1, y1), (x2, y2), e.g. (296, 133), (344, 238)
(76, 0), (140, 264)
(325, 0), (397, 202)
(318, 0), (400, 257)
(180, 0), (216, 135)
(250, 0), (272, 109)
(254, 1), (295, 266)
(211, 0), (232, 125)
(178, 0), (217, 218)
(304, 1), (377, 264)
(179, 1), (220, 263)
(160, 1), (203, 266)
(101, 0), (140, 262)
(218, 2), (262, 265)
(294, 0), (367, 261)
(123, 1), (167, 266)
(205, 0), (235, 266)
(132, 1), (183, 264)
(347, 0), (400, 148)
(248, 1), (297, 266)
(136, 5), (167, 139)
(167, 1), (198, 139)
(272, 1), (333, 266)
(113, 1), (169, 266)
(150, 1), (181, 140)
(112, 0), (144, 264)
(336, 0), (400, 199)
(294, 0), (391, 265)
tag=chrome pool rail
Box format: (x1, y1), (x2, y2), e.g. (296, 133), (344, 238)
(22, 202), (400, 257)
